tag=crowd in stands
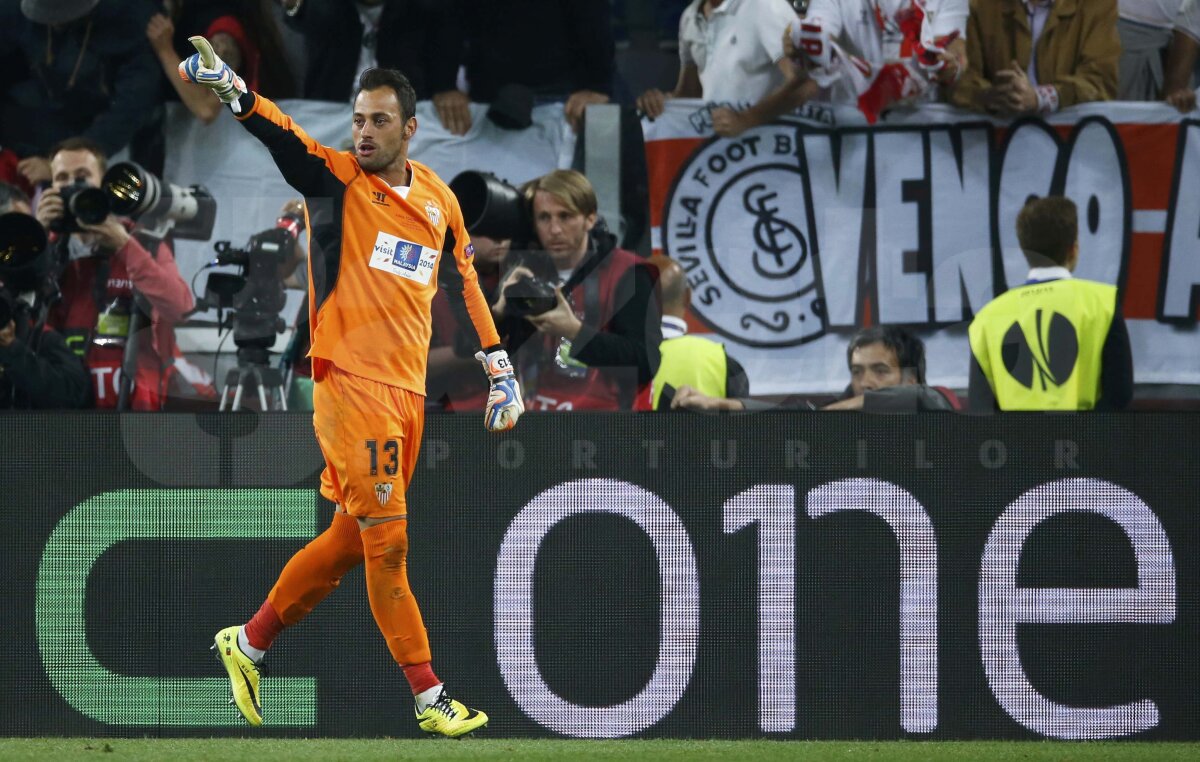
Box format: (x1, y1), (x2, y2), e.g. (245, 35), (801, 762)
(0, 0), (1195, 412)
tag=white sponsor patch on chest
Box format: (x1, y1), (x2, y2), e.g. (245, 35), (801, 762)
(368, 232), (439, 285)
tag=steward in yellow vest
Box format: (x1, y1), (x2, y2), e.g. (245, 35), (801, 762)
(969, 197), (1132, 411)
(647, 257), (748, 409)
(653, 319), (748, 409)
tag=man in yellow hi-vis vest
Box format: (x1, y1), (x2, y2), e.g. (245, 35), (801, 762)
(649, 256), (749, 409)
(969, 196), (1133, 411)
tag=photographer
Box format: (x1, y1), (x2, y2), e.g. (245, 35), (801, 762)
(34, 138), (193, 409)
(496, 170), (660, 411)
(0, 182), (89, 409)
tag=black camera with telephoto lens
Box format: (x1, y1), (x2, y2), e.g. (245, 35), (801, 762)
(450, 171), (532, 244)
(102, 161), (216, 240)
(449, 170), (562, 317)
(0, 210), (51, 323)
(51, 180), (110, 234)
(50, 162), (217, 240)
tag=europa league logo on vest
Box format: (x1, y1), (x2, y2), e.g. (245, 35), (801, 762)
(1002, 310), (1080, 390)
(663, 125), (828, 348)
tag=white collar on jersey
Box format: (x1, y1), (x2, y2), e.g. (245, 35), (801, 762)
(390, 161), (414, 198)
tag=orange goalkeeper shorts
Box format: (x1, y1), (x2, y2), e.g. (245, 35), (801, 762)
(312, 361), (425, 519)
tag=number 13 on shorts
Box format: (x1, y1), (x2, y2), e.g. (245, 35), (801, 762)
(365, 439), (400, 476)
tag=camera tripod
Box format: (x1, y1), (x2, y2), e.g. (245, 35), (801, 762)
(219, 345), (288, 411)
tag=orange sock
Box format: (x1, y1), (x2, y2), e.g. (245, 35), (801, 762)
(361, 519), (432, 666)
(266, 511), (364, 627)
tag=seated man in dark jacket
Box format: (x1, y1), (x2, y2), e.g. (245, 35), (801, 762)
(675, 326), (959, 413)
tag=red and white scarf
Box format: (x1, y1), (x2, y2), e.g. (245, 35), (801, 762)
(794, 0), (963, 123)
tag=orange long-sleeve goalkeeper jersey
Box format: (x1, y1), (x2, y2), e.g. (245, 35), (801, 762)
(234, 93), (499, 395)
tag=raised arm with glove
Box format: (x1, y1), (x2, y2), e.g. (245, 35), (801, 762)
(177, 35), (248, 114)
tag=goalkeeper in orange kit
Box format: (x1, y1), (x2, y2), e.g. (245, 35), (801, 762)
(179, 37), (523, 737)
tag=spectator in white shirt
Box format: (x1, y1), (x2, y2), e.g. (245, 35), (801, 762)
(1118, 0), (1200, 110)
(636, 0), (815, 137)
(1166, 0), (1200, 110)
(785, 0), (968, 122)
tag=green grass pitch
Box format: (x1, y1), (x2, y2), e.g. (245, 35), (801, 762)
(2, 739), (1199, 761)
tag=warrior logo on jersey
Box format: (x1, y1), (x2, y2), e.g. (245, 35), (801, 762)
(425, 200), (441, 226)
(375, 482), (393, 506)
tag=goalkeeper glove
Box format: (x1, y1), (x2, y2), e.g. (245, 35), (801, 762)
(475, 349), (524, 432)
(178, 35), (248, 114)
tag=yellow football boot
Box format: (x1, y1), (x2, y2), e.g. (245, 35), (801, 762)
(212, 625), (264, 726)
(416, 689), (488, 738)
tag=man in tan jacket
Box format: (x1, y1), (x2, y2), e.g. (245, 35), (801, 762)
(948, 0), (1120, 116)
